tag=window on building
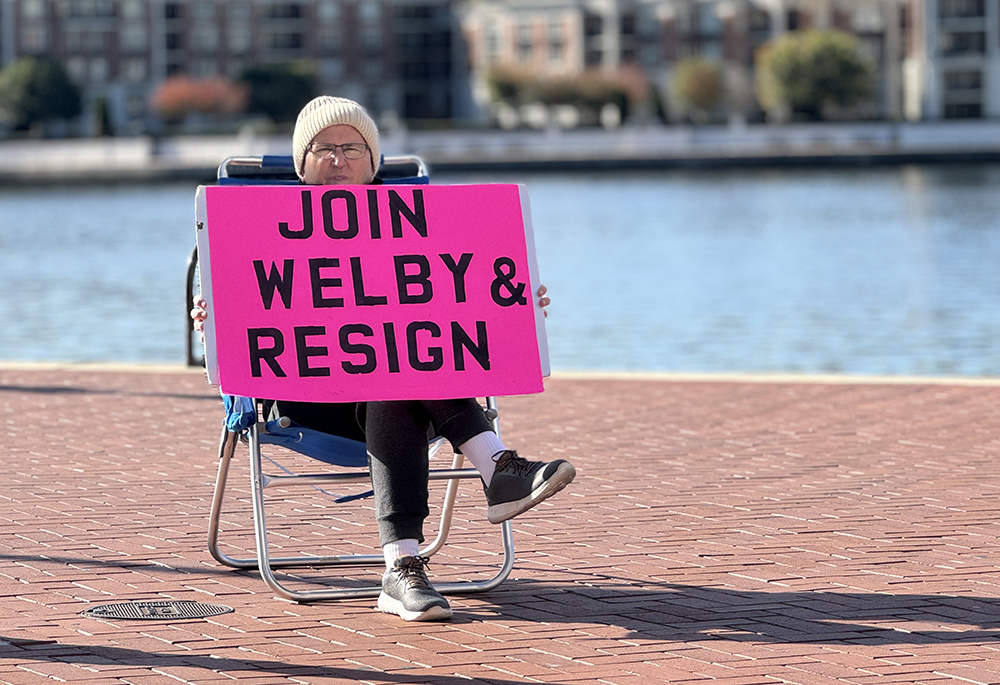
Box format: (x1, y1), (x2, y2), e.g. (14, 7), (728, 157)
(364, 57), (382, 79)
(192, 59), (217, 77)
(121, 24), (147, 52)
(486, 23), (500, 62)
(359, 2), (380, 23)
(621, 12), (636, 35)
(398, 6), (430, 20)
(675, 8), (691, 34)
(697, 7), (722, 35)
(548, 20), (563, 64)
(944, 69), (982, 90)
(639, 43), (661, 68)
(193, 26), (219, 51)
(65, 0), (114, 17)
(945, 102), (982, 118)
(320, 29), (342, 51)
(940, 31), (985, 55)
(65, 29), (83, 52)
(787, 10), (802, 31)
(90, 57), (108, 82)
(165, 3), (183, 20)
(584, 12), (602, 37)
(166, 32), (184, 50)
(87, 31), (106, 50)
(401, 61), (429, 79)
(121, 0), (143, 19)
(22, 0), (45, 19)
(228, 25), (252, 53)
(193, 2), (216, 20)
(265, 31), (304, 50)
(700, 40), (722, 60)
(857, 36), (882, 62)
(518, 20), (533, 63)
(939, 0), (985, 19)
(853, 5), (884, 32)
(66, 56), (86, 81)
(127, 93), (146, 117)
(264, 3), (303, 19)
(320, 58), (344, 80)
(229, 1), (252, 20)
(124, 58), (146, 82)
(362, 26), (382, 51)
(318, 1), (340, 22)
(638, 9), (660, 38)
(21, 26), (48, 53)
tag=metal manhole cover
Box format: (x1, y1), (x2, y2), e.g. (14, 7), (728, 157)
(82, 600), (234, 621)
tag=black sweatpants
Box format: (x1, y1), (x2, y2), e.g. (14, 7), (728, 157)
(274, 398), (492, 545)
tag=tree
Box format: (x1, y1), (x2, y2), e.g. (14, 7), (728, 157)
(150, 75), (248, 123)
(755, 30), (873, 121)
(673, 58), (723, 122)
(0, 57), (82, 131)
(239, 63), (316, 123)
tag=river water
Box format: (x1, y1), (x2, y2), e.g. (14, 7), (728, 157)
(3, 163), (1000, 377)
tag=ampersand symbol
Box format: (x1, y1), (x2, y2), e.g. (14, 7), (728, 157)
(491, 257), (527, 306)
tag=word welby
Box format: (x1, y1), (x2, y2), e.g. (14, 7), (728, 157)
(254, 253), (524, 310)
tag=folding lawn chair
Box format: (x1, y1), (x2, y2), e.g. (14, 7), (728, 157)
(197, 154), (515, 602)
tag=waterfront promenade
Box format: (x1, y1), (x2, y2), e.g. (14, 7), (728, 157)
(4, 364), (1000, 683)
(4, 119), (1000, 184)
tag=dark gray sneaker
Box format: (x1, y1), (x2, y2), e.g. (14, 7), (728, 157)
(485, 451), (576, 524)
(377, 555), (452, 622)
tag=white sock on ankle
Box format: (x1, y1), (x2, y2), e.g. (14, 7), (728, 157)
(457, 431), (507, 486)
(383, 538), (420, 568)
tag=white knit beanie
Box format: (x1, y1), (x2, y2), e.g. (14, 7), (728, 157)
(292, 96), (380, 180)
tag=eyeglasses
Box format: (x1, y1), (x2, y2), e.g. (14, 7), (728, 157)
(307, 142), (370, 161)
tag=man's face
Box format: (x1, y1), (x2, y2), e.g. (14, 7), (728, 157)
(301, 124), (374, 185)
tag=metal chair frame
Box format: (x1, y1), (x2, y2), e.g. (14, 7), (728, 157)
(199, 154), (515, 602)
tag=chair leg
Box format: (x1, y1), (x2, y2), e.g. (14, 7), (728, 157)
(246, 422), (516, 602)
(207, 426), (259, 569)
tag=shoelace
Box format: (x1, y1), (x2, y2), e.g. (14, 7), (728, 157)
(493, 450), (533, 476)
(396, 556), (434, 590)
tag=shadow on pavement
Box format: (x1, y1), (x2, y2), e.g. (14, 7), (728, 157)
(0, 641), (532, 685)
(484, 579), (1000, 645)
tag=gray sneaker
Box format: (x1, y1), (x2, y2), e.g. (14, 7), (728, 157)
(485, 451), (576, 524)
(377, 555), (452, 622)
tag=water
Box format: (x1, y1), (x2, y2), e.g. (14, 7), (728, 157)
(3, 163), (1000, 377)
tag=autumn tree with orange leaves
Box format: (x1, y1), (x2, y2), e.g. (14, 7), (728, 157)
(149, 75), (248, 123)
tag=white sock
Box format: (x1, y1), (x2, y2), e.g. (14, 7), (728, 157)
(383, 538), (420, 568)
(457, 431), (507, 486)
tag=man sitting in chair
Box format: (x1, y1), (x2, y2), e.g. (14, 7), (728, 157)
(193, 96), (576, 622)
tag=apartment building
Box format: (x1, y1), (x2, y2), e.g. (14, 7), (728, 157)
(459, 0), (916, 123)
(0, 0), (997, 133)
(0, 0), (467, 135)
(905, 0), (1000, 119)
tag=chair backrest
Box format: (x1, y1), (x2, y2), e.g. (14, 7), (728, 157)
(216, 154), (430, 185)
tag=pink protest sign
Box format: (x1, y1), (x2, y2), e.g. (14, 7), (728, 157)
(195, 184), (548, 403)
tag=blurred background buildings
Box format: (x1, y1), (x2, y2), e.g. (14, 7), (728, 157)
(0, 0), (995, 137)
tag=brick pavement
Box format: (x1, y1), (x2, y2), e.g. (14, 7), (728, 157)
(3, 365), (1000, 684)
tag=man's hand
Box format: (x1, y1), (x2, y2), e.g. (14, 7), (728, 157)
(191, 295), (208, 333)
(537, 285), (550, 317)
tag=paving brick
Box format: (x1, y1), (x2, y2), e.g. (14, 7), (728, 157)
(7, 367), (1000, 684)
